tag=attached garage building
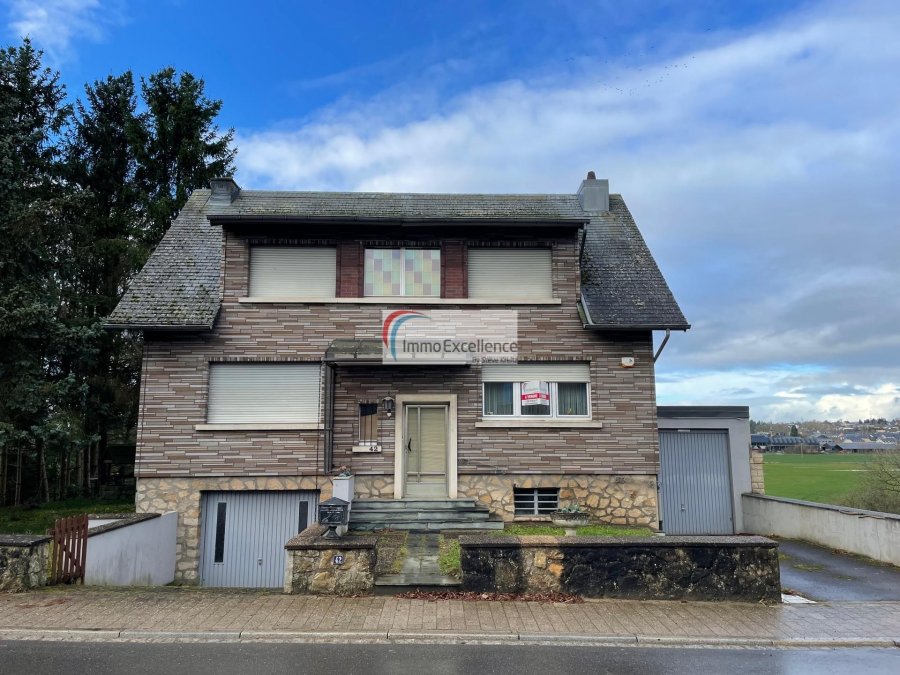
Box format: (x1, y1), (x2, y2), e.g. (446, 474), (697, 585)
(657, 406), (752, 535)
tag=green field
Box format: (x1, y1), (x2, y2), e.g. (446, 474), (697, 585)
(763, 453), (871, 505)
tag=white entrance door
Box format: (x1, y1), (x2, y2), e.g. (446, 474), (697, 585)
(404, 405), (449, 498)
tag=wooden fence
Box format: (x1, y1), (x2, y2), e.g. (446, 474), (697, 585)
(48, 514), (88, 584)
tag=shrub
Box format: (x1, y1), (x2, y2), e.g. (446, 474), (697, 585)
(844, 452), (900, 515)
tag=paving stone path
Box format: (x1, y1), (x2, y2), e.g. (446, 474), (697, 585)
(375, 533), (460, 588)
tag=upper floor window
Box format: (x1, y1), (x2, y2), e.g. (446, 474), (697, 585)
(249, 247), (336, 298)
(482, 363), (590, 418)
(207, 363), (320, 424)
(364, 248), (440, 297)
(468, 248), (552, 300)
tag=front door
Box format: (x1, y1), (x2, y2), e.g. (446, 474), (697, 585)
(405, 405), (449, 498)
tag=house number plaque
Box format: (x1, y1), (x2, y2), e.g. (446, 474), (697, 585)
(333, 555), (345, 566)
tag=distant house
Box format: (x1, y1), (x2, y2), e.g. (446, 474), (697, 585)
(832, 442), (896, 454)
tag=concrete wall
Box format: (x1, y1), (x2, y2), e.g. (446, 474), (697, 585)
(658, 409), (751, 533)
(85, 512), (177, 586)
(742, 493), (900, 567)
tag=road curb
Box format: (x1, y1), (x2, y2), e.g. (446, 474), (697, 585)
(1, 628), (898, 649)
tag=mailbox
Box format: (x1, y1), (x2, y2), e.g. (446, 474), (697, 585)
(318, 497), (349, 538)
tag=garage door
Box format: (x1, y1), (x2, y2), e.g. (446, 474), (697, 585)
(199, 490), (318, 588)
(659, 430), (733, 534)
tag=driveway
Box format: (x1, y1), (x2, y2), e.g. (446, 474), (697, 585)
(778, 538), (900, 601)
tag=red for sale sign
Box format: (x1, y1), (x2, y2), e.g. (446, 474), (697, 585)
(521, 380), (550, 406)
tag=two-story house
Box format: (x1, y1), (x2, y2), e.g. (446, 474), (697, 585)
(107, 172), (689, 586)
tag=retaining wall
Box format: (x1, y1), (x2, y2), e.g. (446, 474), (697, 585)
(742, 493), (900, 566)
(284, 525), (376, 595)
(0, 535), (50, 592)
(460, 535), (781, 602)
(85, 512), (177, 586)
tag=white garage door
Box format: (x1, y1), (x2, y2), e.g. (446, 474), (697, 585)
(199, 490), (318, 588)
(659, 430), (734, 535)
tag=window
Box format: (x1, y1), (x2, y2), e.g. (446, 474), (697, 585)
(482, 363), (590, 418)
(249, 246), (336, 297)
(358, 401), (378, 444)
(514, 488), (559, 515)
(364, 248), (440, 297)
(468, 248), (552, 299)
(206, 363), (320, 424)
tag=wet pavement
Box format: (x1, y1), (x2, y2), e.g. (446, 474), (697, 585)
(778, 538), (900, 602)
(374, 532), (460, 588)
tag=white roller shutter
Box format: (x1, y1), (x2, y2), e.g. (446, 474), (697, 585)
(207, 363), (320, 424)
(249, 247), (336, 297)
(468, 249), (553, 299)
(482, 362), (590, 382)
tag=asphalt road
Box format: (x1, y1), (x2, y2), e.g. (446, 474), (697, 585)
(778, 538), (900, 601)
(2, 641), (899, 675)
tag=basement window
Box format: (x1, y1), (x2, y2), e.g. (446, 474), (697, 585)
(513, 487), (559, 516)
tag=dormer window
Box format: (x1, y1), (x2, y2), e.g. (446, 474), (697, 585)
(364, 248), (440, 297)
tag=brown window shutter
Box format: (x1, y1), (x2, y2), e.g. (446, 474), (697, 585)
(336, 242), (362, 297)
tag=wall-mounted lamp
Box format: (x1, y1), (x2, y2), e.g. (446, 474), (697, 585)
(381, 396), (395, 418)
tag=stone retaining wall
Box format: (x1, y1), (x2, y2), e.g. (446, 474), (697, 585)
(460, 535), (780, 602)
(284, 525), (376, 595)
(0, 535), (50, 592)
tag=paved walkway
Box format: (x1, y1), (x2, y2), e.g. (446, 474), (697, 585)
(1, 587), (899, 646)
(375, 533), (459, 588)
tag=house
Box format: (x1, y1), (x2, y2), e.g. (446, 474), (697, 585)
(107, 172), (689, 586)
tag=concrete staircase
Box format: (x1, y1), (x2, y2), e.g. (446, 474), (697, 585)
(349, 498), (504, 532)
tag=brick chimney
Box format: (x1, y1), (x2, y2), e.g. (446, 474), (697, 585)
(577, 170), (609, 213)
(209, 176), (241, 203)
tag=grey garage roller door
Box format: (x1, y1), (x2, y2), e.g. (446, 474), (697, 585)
(199, 490), (318, 587)
(659, 430), (734, 534)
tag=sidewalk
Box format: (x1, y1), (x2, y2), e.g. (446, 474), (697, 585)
(2, 587), (899, 647)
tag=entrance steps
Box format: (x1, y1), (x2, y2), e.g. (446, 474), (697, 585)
(349, 498), (504, 532)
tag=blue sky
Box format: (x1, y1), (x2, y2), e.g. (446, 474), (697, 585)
(4, 0), (899, 422)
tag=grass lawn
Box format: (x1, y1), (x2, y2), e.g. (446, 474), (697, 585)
(0, 497), (135, 535)
(763, 453), (871, 505)
(500, 523), (654, 537)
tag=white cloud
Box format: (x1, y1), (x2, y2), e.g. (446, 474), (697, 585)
(5, 0), (124, 61)
(235, 0), (900, 421)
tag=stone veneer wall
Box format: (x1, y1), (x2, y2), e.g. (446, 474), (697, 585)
(136, 476), (332, 584)
(457, 474), (658, 527)
(0, 535), (50, 592)
(284, 524), (376, 595)
(460, 535), (781, 603)
(750, 450), (765, 494)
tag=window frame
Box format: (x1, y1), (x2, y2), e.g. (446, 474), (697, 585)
(363, 247), (441, 298)
(482, 381), (591, 419)
(513, 487), (560, 516)
(357, 401), (379, 445)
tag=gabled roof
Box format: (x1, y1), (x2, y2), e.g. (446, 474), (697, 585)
(207, 190), (588, 224)
(107, 186), (688, 332)
(106, 190), (221, 330)
(579, 195), (690, 331)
